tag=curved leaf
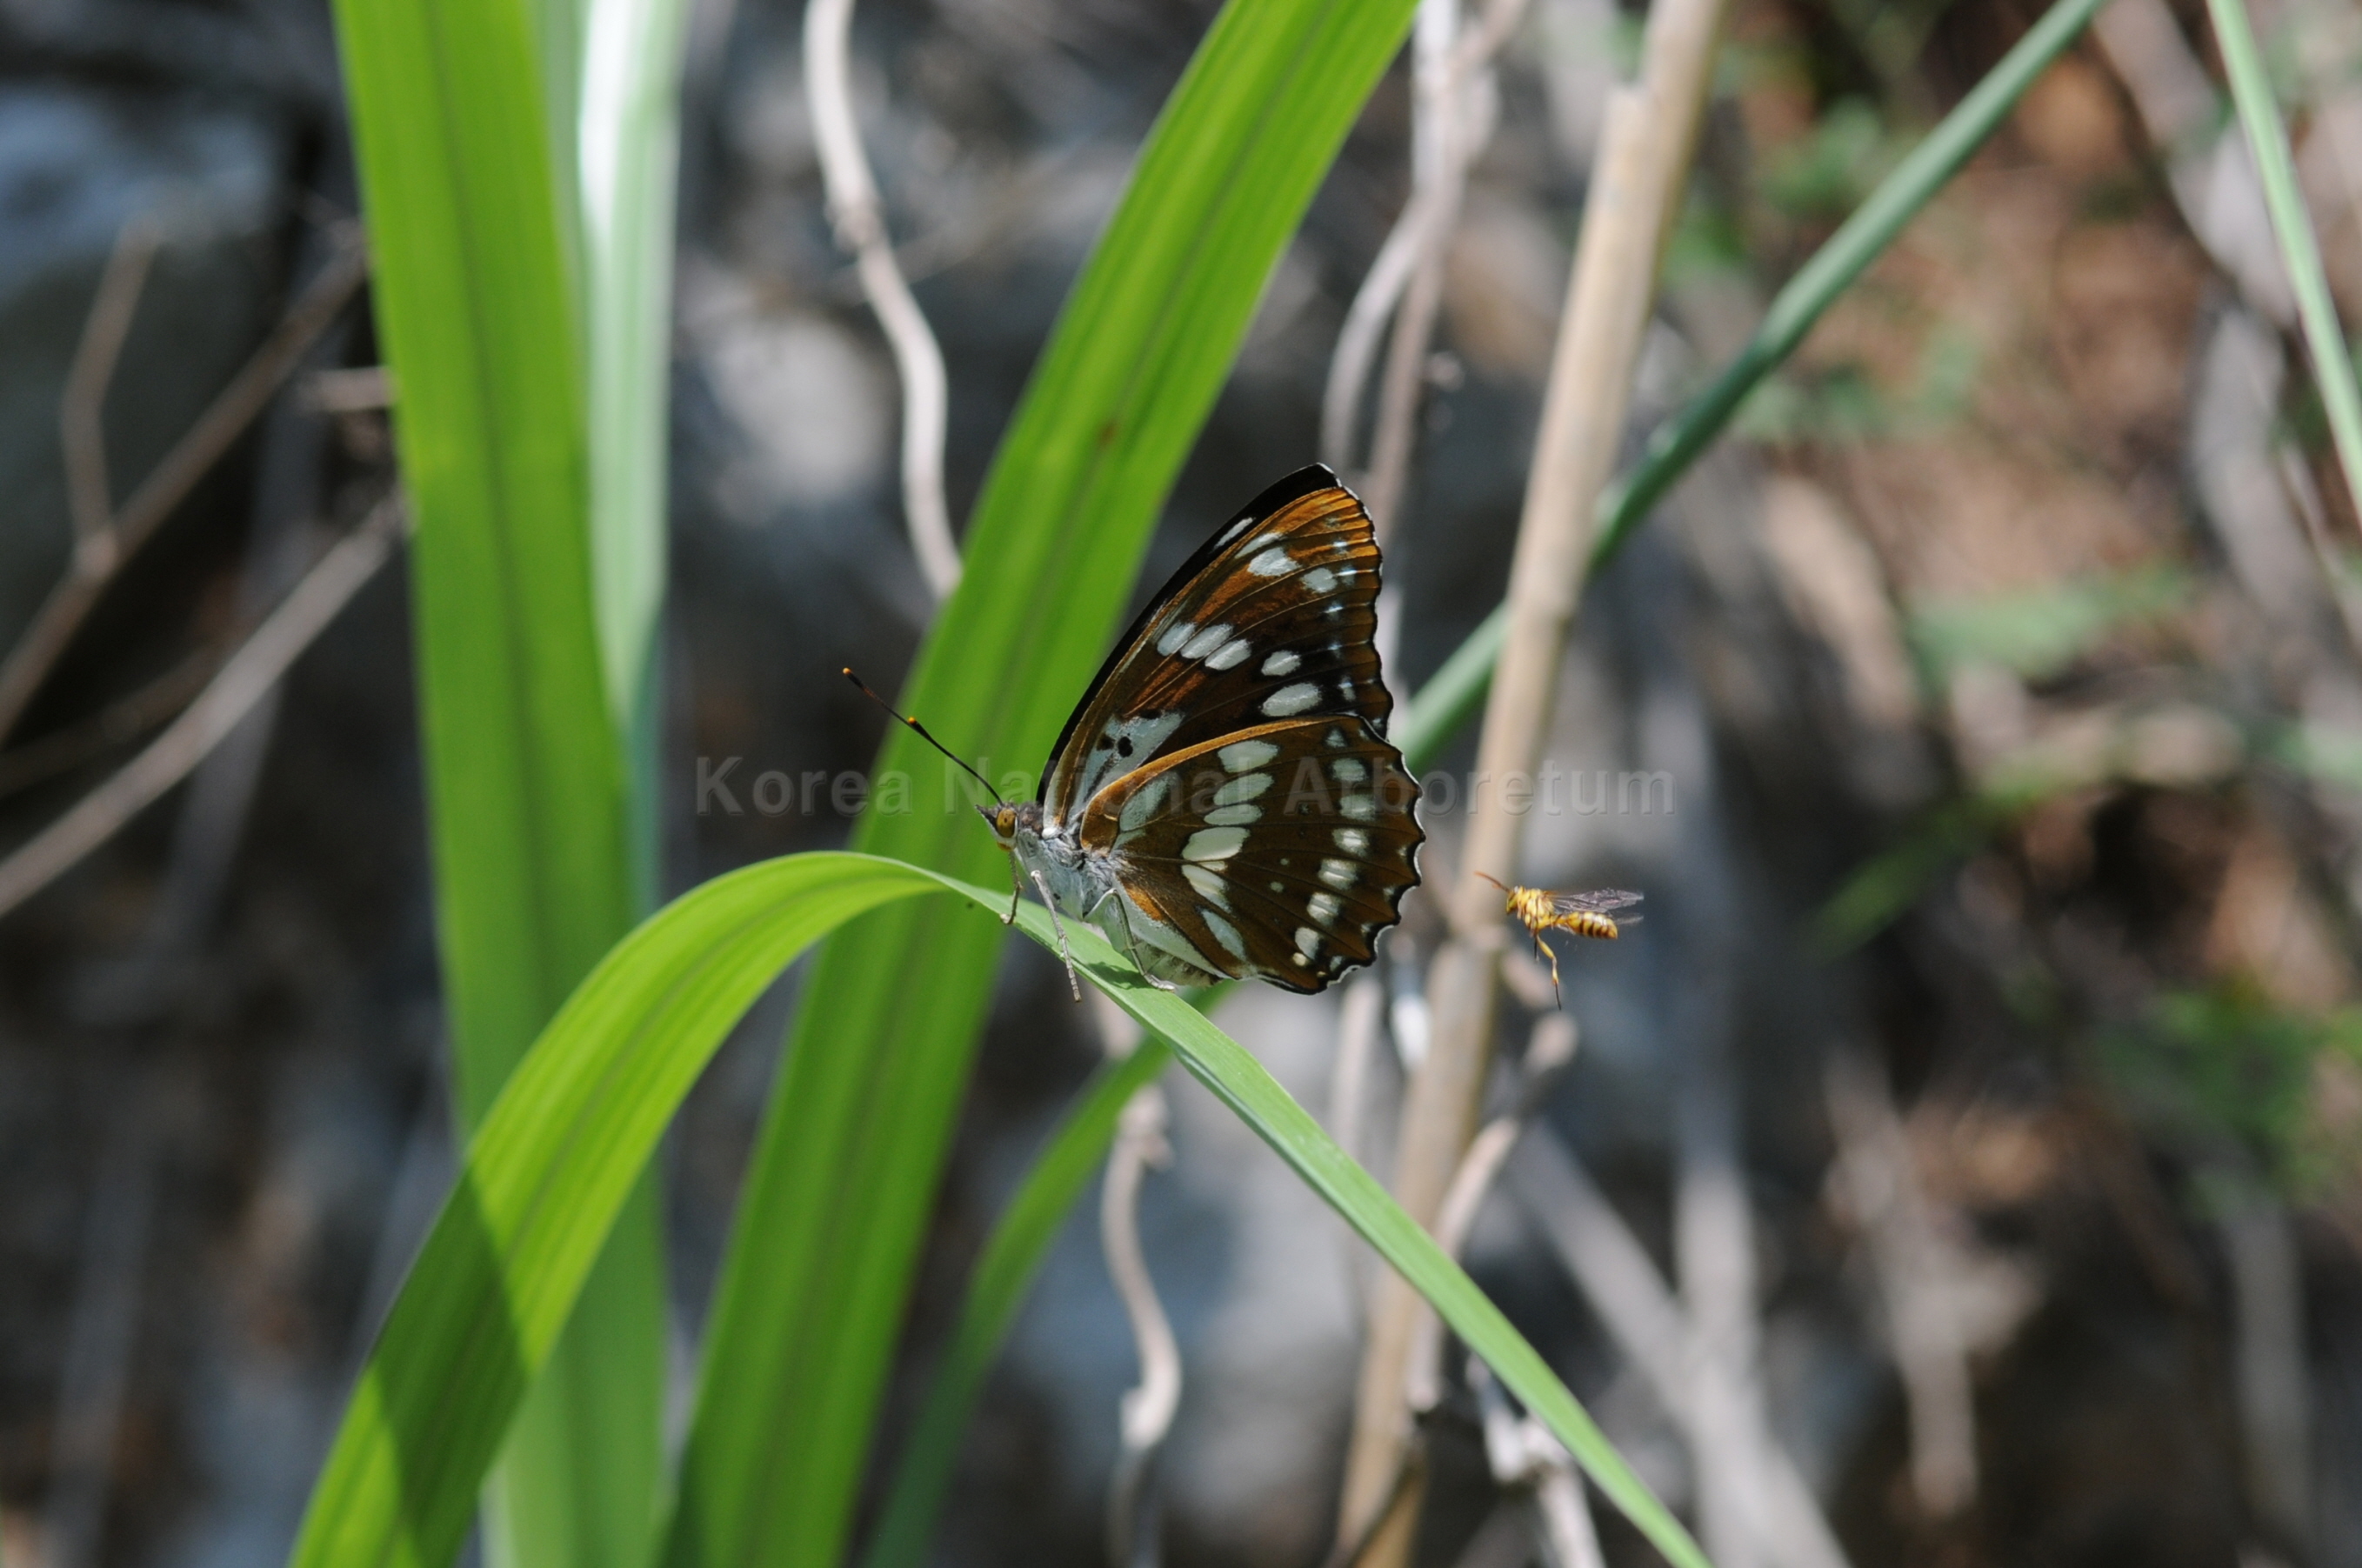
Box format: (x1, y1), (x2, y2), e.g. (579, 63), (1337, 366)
(289, 851), (1707, 1568)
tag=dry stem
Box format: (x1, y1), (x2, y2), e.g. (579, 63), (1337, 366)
(1335, 0), (1731, 1552)
(805, 0), (960, 601)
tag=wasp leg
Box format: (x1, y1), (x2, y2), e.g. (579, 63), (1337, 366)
(1027, 867), (1084, 1002)
(1536, 932), (1565, 1010)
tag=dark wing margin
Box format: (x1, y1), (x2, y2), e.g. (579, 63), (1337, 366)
(1076, 717), (1424, 994)
(1041, 469), (1397, 816)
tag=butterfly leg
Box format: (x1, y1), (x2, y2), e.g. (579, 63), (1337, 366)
(1027, 867), (1084, 1003)
(1004, 868), (1023, 925)
(1081, 883), (1176, 991)
(1118, 915), (1184, 992)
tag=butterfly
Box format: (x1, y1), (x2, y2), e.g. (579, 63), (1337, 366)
(1476, 874), (1642, 1008)
(857, 464), (1423, 997)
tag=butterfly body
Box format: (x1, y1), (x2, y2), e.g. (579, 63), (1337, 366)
(984, 466), (1424, 996)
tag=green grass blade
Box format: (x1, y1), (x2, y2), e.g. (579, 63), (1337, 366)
(578, 0), (690, 904)
(1392, 0), (2112, 771)
(661, 5), (1416, 1566)
(290, 853), (1707, 1568)
(855, 1039), (1176, 1568)
(327, 1), (664, 1562)
(2207, 0), (2362, 516)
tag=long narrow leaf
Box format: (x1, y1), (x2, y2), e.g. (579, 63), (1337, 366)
(1393, 0), (2113, 771)
(326, 1), (664, 1561)
(2206, 0), (2362, 518)
(290, 853), (1709, 1568)
(662, 6), (1418, 1566)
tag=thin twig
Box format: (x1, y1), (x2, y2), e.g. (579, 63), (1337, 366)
(1363, 0), (1478, 536)
(1087, 991), (1178, 1568)
(1337, 0), (1731, 1551)
(0, 234), (370, 746)
(1328, 971), (1390, 1313)
(0, 652), (214, 802)
(60, 217), (161, 573)
(805, 0), (959, 602)
(82, 244), (359, 1024)
(1324, 0), (1532, 527)
(0, 493), (405, 923)
(1508, 1129), (1853, 1568)
(1471, 1358), (1607, 1568)
(1403, 1013), (1577, 1414)
(1102, 1082), (1178, 1568)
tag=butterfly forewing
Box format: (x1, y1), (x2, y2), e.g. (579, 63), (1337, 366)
(1041, 466), (1392, 819)
(1078, 717), (1422, 993)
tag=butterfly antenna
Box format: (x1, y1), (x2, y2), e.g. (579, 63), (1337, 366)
(842, 667), (1006, 804)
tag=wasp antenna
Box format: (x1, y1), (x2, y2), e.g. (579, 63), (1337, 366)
(841, 666), (1006, 804)
(1473, 871), (1510, 892)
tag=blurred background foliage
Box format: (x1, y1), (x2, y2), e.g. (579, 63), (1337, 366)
(1, 0), (2361, 1564)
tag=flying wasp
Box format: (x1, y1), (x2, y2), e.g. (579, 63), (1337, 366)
(1476, 874), (1642, 1007)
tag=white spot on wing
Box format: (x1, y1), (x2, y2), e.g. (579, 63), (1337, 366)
(1261, 682), (1321, 717)
(1157, 621), (1195, 656)
(1203, 908), (1248, 960)
(1334, 828), (1370, 854)
(1319, 857), (1357, 889)
(1183, 864), (1230, 910)
(1205, 804), (1261, 826)
(1184, 827), (1248, 862)
(1331, 757), (1369, 783)
(1248, 546), (1293, 577)
(1260, 650), (1302, 677)
(1181, 624), (1233, 660)
(1308, 892), (1341, 925)
(1214, 773), (1271, 805)
(1294, 926), (1323, 958)
(1219, 739), (1279, 773)
(1340, 793), (1377, 821)
(1206, 638), (1252, 671)
(1303, 566), (1338, 594)
(1118, 774), (1173, 835)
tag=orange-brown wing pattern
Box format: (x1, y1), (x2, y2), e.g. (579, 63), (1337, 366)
(1075, 717), (1423, 993)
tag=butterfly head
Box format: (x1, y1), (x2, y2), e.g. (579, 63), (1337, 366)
(980, 800), (1042, 849)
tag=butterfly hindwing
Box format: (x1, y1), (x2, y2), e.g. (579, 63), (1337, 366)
(1040, 464), (1391, 819)
(1077, 717), (1422, 993)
